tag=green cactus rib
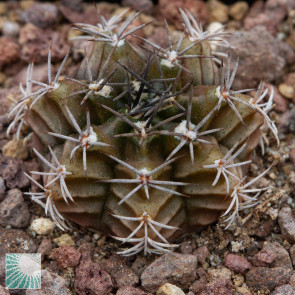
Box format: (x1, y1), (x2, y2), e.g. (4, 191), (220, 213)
(10, 9), (277, 256)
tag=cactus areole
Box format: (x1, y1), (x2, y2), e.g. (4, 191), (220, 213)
(9, 9), (278, 256)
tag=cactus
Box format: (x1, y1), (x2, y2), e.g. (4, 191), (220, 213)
(8, 9), (278, 256)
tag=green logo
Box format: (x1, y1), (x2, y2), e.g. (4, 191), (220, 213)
(5, 253), (41, 289)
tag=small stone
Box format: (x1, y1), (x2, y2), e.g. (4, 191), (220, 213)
(37, 238), (53, 262)
(53, 234), (75, 247)
(26, 269), (71, 295)
(208, 267), (231, 281)
(224, 254), (252, 274)
(229, 1), (249, 21)
(279, 84), (294, 99)
(208, 0), (229, 23)
(51, 245), (81, 268)
(0, 37), (19, 70)
(100, 254), (139, 288)
(246, 267), (292, 292)
(189, 279), (206, 294)
(74, 242), (113, 295)
(117, 286), (152, 295)
(19, 23), (70, 64)
(200, 278), (232, 295)
(252, 249), (276, 267)
(159, 0), (209, 30)
(0, 189), (30, 228)
(254, 217), (275, 238)
(97, 235), (106, 247)
(2, 21), (19, 37)
(141, 252), (198, 293)
(22, 3), (58, 28)
(2, 139), (29, 160)
(193, 246), (209, 265)
(272, 284), (295, 295)
(31, 218), (55, 235)
(0, 156), (30, 189)
(228, 27), (294, 90)
(278, 207), (295, 244)
(263, 242), (293, 269)
(180, 241), (193, 254)
(189, 268), (207, 295)
(0, 177), (5, 202)
(122, 0), (154, 15)
(156, 283), (185, 295)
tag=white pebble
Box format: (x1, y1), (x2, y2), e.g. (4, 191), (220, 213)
(156, 283), (185, 295)
(30, 218), (55, 235)
(2, 21), (20, 37)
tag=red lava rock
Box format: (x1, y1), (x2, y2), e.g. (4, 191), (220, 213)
(228, 26), (294, 90)
(141, 252), (198, 293)
(194, 246), (209, 265)
(278, 207), (295, 244)
(51, 245), (81, 268)
(189, 268), (207, 294)
(0, 189), (30, 228)
(265, 83), (289, 113)
(263, 242), (293, 269)
(26, 270), (71, 295)
(159, 0), (209, 30)
(271, 284), (295, 295)
(244, 0), (295, 35)
(0, 156), (30, 190)
(180, 241), (193, 254)
(200, 278), (233, 295)
(100, 254), (139, 288)
(37, 238), (53, 262)
(224, 254), (252, 274)
(190, 279), (207, 295)
(19, 23), (70, 64)
(253, 249), (276, 267)
(0, 37), (20, 70)
(246, 267), (292, 292)
(21, 3), (59, 28)
(74, 243), (113, 295)
(122, 0), (154, 14)
(116, 286), (153, 295)
(59, 4), (100, 24)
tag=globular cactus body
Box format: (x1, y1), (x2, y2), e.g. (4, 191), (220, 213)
(9, 9), (277, 255)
